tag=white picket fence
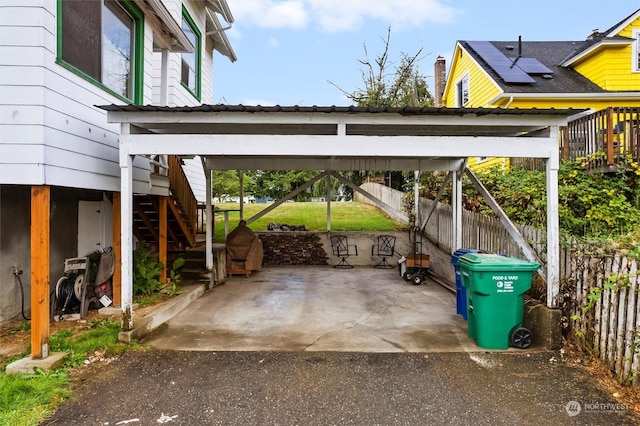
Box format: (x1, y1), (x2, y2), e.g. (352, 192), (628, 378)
(359, 183), (640, 385)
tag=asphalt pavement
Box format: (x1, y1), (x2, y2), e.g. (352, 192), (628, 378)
(43, 350), (639, 425)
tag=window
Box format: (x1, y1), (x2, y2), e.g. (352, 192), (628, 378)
(476, 157), (488, 163)
(634, 29), (640, 72)
(58, 0), (143, 103)
(456, 74), (469, 107)
(181, 8), (201, 99)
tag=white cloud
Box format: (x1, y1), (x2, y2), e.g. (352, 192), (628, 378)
(310, 0), (456, 33)
(229, 0), (308, 29)
(228, 0), (456, 33)
(266, 37), (280, 48)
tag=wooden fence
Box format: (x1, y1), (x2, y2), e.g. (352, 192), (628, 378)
(569, 254), (640, 386)
(361, 182), (640, 386)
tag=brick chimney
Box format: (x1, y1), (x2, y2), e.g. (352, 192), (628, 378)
(434, 55), (446, 107)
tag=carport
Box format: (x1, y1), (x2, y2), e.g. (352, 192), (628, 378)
(103, 104), (576, 331)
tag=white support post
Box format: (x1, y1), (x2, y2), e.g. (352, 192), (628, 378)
(452, 167), (463, 253)
(239, 170), (244, 221)
(205, 167), (213, 271)
(414, 171), (420, 227)
(326, 170), (331, 232)
(119, 126), (134, 331)
(546, 128), (561, 308)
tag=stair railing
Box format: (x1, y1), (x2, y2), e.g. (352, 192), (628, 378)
(168, 155), (197, 241)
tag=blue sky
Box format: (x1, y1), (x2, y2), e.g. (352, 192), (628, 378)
(213, 0), (640, 106)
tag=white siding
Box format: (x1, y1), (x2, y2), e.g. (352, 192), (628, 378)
(149, 1), (213, 200)
(152, 1), (214, 107)
(0, 1), (154, 191)
(183, 156), (206, 203)
(201, 31), (214, 104)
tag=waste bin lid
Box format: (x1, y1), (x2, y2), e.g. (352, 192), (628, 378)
(458, 253), (540, 272)
(451, 248), (479, 265)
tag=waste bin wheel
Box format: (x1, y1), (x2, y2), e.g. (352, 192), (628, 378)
(511, 327), (532, 349)
(410, 273), (423, 286)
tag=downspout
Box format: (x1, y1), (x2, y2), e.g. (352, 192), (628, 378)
(206, 7), (232, 35)
(206, 24), (232, 35)
(504, 96), (514, 108)
(160, 48), (169, 106)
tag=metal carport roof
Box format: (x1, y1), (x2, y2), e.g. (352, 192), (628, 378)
(101, 104), (583, 329)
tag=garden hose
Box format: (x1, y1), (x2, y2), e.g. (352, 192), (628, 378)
(12, 267), (29, 321)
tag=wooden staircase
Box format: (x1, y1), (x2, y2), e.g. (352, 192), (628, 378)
(133, 155), (198, 252)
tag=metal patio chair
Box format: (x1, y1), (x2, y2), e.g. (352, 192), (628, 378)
(330, 235), (358, 268)
(372, 234), (396, 269)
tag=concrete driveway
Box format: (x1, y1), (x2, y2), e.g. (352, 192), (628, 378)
(146, 266), (497, 352)
(45, 267), (640, 425)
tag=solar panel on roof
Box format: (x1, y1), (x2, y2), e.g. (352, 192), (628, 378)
(467, 40), (535, 84)
(510, 57), (553, 74)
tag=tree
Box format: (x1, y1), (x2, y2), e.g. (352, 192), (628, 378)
(211, 170), (240, 202)
(244, 170), (319, 201)
(330, 27), (434, 108)
(414, 156), (640, 239)
(329, 27), (434, 195)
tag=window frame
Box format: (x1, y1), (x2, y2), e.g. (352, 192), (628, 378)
(456, 74), (470, 107)
(56, 0), (144, 104)
(180, 6), (202, 101)
(633, 29), (640, 73)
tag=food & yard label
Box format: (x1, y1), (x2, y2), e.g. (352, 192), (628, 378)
(493, 275), (517, 293)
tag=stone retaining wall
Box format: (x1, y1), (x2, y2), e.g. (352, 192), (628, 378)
(256, 232), (329, 266)
(255, 231), (410, 267)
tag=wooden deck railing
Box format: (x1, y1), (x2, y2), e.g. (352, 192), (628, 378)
(561, 107), (640, 170)
(168, 155), (197, 240)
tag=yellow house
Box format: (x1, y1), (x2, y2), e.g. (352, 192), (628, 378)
(437, 8), (640, 171)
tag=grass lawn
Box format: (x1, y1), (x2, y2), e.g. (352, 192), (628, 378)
(212, 201), (406, 242)
(0, 319), (132, 426)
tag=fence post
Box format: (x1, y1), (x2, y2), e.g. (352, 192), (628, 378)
(607, 107), (615, 166)
(561, 127), (569, 160)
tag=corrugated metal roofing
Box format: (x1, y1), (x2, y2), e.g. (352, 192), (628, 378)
(98, 103), (583, 116)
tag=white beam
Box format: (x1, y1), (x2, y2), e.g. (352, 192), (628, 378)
(124, 134), (557, 159)
(464, 167), (546, 282)
(245, 172), (328, 225)
(107, 110), (569, 128)
(420, 171), (453, 230)
(331, 172), (409, 223)
(207, 157), (466, 172)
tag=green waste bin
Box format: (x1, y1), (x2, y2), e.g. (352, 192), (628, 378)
(458, 253), (540, 350)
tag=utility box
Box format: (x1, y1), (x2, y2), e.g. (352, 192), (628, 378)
(405, 253), (430, 268)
